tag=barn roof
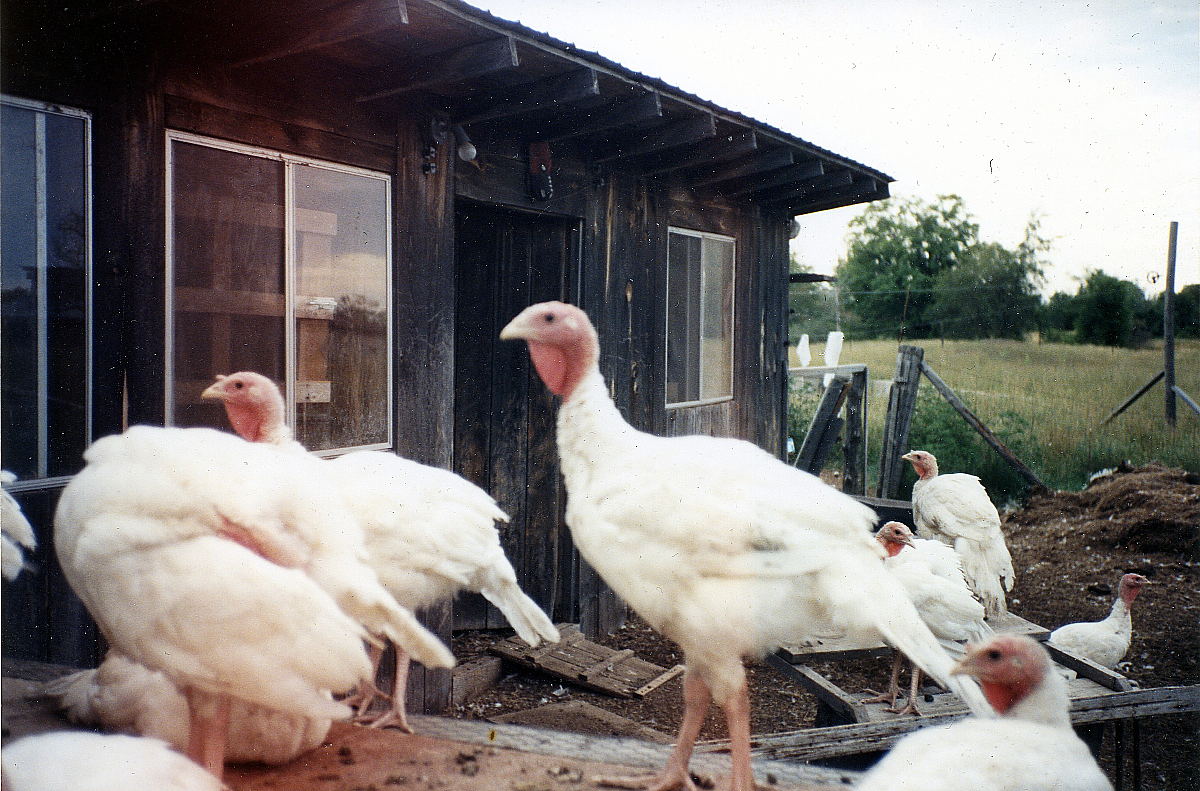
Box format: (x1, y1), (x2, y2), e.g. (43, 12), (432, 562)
(8, 0), (893, 215)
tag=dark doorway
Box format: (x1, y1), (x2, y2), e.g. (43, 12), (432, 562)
(452, 203), (574, 631)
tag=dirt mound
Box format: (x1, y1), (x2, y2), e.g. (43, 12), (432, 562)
(1009, 462), (1200, 558)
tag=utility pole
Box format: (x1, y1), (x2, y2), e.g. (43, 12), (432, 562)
(1164, 222), (1178, 428)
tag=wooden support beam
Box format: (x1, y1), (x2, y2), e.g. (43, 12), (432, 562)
(451, 68), (600, 125)
(795, 378), (849, 474)
(1101, 370), (1165, 425)
(639, 130), (758, 176)
(718, 159), (824, 197)
(357, 37), (520, 103)
(731, 684), (1200, 763)
(227, 0), (409, 69)
(919, 360), (1047, 491)
(1043, 641), (1136, 692)
(791, 179), (890, 216)
(685, 147), (796, 188)
(524, 91), (662, 142)
(758, 168), (854, 205)
(591, 113), (716, 163)
(877, 345), (923, 500)
(1173, 385), (1200, 417)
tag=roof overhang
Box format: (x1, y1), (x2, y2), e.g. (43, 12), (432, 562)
(8, 0), (892, 215)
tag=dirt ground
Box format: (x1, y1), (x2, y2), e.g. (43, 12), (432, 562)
(451, 463), (1200, 790)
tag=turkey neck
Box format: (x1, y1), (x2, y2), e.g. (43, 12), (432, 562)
(555, 368), (640, 481)
(1104, 596), (1133, 636)
(1001, 664), (1072, 729)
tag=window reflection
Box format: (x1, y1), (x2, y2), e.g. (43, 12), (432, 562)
(168, 136), (391, 452)
(1, 100), (91, 480)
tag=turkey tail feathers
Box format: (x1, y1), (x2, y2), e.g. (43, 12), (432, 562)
(956, 537), (1015, 617)
(870, 576), (994, 718)
(479, 578), (560, 647)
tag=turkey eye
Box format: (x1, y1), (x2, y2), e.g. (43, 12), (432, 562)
(234, 382), (244, 389)
(986, 649), (1002, 661)
(544, 313), (555, 322)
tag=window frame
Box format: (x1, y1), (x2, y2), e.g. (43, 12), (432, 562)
(164, 130), (394, 455)
(664, 226), (736, 409)
(0, 95), (93, 489)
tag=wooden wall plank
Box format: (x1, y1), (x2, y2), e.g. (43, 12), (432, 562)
(393, 110), (455, 713)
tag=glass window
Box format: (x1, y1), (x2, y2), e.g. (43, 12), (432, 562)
(1, 98), (91, 481)
(168, 134), (391, 452)
(666, 228), (734, 407)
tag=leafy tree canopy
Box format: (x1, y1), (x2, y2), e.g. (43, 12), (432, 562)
(835, 195), (1043, 340)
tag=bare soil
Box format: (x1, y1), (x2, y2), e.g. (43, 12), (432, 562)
(451, 463), (1200, 790)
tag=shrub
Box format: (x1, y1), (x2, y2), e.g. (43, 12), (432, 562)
(903, 390), (1043, 507)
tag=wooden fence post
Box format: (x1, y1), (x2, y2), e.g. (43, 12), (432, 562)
(843, 368), (868, 495)
(1164, 221), (1178, 428)
(877, 345), (923, 499)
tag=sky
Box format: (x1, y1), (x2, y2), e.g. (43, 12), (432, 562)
(471, 0), (1199, 296)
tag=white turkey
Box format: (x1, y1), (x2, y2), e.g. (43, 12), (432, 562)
(2, 470), (37, 581)
(903, 450), (1015, 616)
(53, 425), (453, 778)
(201, 371), (559, 732)
(2, 731), (222, 791)
(856, 634), (1112, 791)
(41, 650), (330, 765)
(1049, 573), (1149, 668)
(863, 521), (991, 715)
(500, 301), (990, 791)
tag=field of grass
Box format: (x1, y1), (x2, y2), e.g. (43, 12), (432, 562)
(788, 336), (1200, 501)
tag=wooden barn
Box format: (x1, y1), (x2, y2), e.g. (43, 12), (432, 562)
(1, 0), (891, 713)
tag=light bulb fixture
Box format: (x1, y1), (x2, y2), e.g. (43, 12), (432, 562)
(452, 125), (476, 162)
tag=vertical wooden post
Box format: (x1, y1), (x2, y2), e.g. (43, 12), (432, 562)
(1164, 221), (1178, 428)
(843, 368), (868, 495)
(877, 345), (924, 499)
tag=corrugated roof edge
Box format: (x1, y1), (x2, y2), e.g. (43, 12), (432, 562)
(427, 0), (894, 185)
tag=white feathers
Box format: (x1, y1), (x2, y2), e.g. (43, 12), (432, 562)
(886, 533), (991, 648)
(52, 425), (453, 731)
(2, 731), (223, 791)
(1049, 575), (1147, 668)
(2, 470), (37, 581)
(856, 638), (1111, 791)
(909, 458), (1015, 617)
(41, 651), (330, 765)
(553, 371), (991, 716)
(324, 449), (559, 647)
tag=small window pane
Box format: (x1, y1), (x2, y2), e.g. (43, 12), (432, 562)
(1, 101), (90, 479)
(699, 238), (734, 400)
(171, 141), (286, 429)
(666, 230), (734, 407)
(293, 165), (389, 450)
(168, 137), (391, 452)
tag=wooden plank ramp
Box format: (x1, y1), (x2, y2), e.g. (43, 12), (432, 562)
(694, 684), (1200, 763)
(491, 624), (685, 698)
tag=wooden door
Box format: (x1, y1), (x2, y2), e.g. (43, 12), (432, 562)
(453, 203), (572, 631)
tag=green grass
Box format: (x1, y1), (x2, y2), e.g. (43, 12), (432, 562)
(788, 337), (1200, 501)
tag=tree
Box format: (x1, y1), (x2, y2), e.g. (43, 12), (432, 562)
(837, 194), (978, 339)
(838, 196), (1045, 340)
(1072, 271), (1151, 347)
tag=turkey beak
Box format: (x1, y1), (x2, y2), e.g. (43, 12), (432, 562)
(900, 452), (916, 462)
(950, 651), (982, 678)
(899, 534), (915, 548)
(200, 381), (227, 400)
(499, 318), (525, 341)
